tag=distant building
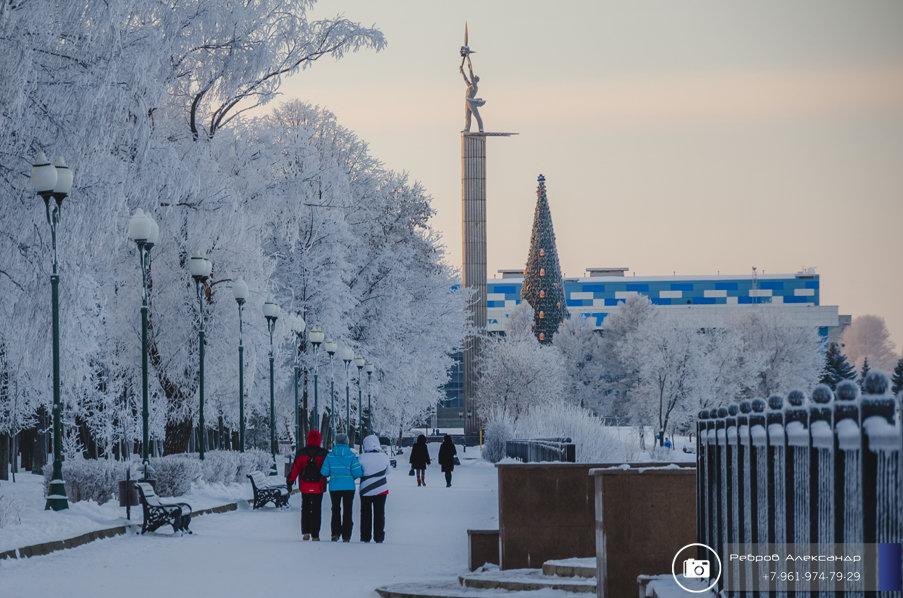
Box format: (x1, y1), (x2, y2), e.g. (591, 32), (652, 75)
(439, 267), (843, 421)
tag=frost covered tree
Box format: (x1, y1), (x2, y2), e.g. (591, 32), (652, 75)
(552, 315), (607, 413)
(474, 303), (565, 424)
(858, 357), (871, 390)
(597, 294), (655, 418)
(819, 342), (857, 390)
(841, 315), (898, 371)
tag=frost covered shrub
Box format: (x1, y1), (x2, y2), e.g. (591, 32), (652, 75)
(836, 380), (860, 401)
(0, 495), (22, 527)
(149, 456), (201, 497)
(482, 414), (512, 464)
(200, 450), (241, 484)
(236, 449), (273, 480)
(515, 402), (637, 463)
(863, 370), (890, 395)
(42, 458), (131, 504)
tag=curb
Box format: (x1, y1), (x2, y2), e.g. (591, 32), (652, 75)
(0, 493), (284, 562)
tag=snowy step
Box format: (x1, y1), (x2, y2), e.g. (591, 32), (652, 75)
(542, 558), (596, 579)
(459, 568), (596, 593)
(375, 579), (582, 598)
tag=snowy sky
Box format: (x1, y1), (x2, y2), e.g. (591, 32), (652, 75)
(278, 0), (903, 351)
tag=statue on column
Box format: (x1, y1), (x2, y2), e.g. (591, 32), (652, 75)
(460, 24), (484, 133)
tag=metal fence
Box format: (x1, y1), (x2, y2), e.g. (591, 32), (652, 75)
(697, 372), (902, 597)
(505, 437), (576, 463)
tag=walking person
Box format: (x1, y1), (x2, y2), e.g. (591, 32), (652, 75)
(287, 429), (328, 540)
(358, 434), (390, 543)
(320, 432), (362, 542)
(409, 434), (431, 487)
(438, 434), (457, 488)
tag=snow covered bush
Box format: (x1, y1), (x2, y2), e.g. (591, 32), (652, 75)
(149, 456), (201, 498)
(482, 411), (513, 463)
(42, 458), (130, 504)
(237, 449), (274, 480)
(0, 494), (22, 528)
(514, 402), (638, 463)
(200, 449), (272, 484)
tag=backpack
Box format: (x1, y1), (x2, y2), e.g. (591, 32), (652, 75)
(300, 454), (322, 483)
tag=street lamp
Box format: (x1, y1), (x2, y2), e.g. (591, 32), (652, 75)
(127, 208), (159, 476)
(291, 314), (306, 454)
(340, 346), (354, 440)
(308, 327), (324, 433)
(232, 278), (248, 452)
(365, 362), (374, 436)
(262, 300), (280, 475)
(187, 251), (212, 460)
(31, 152), (73, 511)
(354, 355), (365, 449)
(324, 338), (337, 445)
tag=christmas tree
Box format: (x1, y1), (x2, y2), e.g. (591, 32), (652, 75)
(858, 357), (871, 389)
(521, 174), (568, 343)
(819, 342), (857, 390)
(892, 358), (903, 395)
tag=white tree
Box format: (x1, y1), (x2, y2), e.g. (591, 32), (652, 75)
(598, 294), (655, 419)
(553, 315), (607, 413)
(840, 315), (898, 371)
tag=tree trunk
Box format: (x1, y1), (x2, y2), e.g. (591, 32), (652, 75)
(163, 419), (193, 455)
(0, 432), (8, 480)
(19, 427), (34, 471)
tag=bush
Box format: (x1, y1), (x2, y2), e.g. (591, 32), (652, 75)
(236, 449), (273, 480)
(42, 458), (132, 504)
(200, 449), (272, 484)
(515, 402), (637, 463)
(149, 455), (201, 497)
(0, 494), (22, 528)
(482, 416), (513, 464)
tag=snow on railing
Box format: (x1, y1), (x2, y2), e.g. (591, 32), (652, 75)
(696, 371), (902, 596)
(505, 437), (576, 463)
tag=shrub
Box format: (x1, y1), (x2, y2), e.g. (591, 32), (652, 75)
(482, 414), (513, 464)
(0, 495), (22, 528)
(237, 449), (273, 480)
(42, 458), (132, 504)
(149, 455), (201, 497)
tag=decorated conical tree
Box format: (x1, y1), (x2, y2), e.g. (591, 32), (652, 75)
(521, 174), (568, 343)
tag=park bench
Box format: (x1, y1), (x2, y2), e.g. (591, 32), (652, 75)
(136, 482), (193, 534)
(247, 471), (290, 509)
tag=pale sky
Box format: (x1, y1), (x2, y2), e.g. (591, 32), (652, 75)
(280, 0), (903, 352)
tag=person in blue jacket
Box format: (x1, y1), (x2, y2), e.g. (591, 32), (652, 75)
(320, 433), (363, 542)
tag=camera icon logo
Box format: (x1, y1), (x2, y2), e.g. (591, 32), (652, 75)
(682, 558), (710, 579)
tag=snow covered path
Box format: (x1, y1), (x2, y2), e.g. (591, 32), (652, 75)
(0, 455), (498, 598)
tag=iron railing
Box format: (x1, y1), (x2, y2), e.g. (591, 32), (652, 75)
(505, 437), (576, 463)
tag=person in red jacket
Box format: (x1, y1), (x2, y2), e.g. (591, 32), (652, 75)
(287, 429), (328, 540)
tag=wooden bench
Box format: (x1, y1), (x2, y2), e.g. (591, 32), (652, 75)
(247, 471), (290, 509)
(136, 482), (193, 534)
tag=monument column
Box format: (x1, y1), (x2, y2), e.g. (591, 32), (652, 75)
(461, 132), (487, 435)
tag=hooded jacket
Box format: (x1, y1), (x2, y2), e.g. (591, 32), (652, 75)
(358, 435), (390, 496)
(320, 441), (363, 492)
(288, 430), (328, 494)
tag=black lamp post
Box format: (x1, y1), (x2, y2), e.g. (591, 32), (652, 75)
(263, 300), (280, 475)
(308, 327), (324, 433)
(340, 346), (354, 439)
(232, 278), (248, 452)
(365, 362), (374, 436)
(31, 152), (73, 511)
(127, 209), (159, 475)
(291, 314), (306, 453)
(354, 355), (365, 449)
(324, 338), (337, 445)
(187, 251), (212, 460)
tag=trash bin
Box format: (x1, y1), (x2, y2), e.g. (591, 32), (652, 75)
(118, 480), (139, 507)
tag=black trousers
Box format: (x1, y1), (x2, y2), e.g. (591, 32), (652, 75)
(301, 493), (323, 537)
(444, 470), (452, 486)
(330, 490), (355, 541)
(360, 494), (387, 543)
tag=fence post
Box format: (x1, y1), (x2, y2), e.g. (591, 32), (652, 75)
(784, 390), (810, 550)
(697, 409), (709, 553)
(860, 371), (896, 548)
(834, 380), (862, 551)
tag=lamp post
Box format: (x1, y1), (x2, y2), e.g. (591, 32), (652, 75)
(340, 347), (354, 440)
(324, 338), (337, 445)
(127, 209), (159, 475)
(291, 315), (306, 454)
(365, 362), (374, 436)
(232, 278), (248, 452)
(354, 355), (365, 449)
(188, 252), (212, 460)
(308, 327), (324, 433)
(31, 152), (73, 511)
(263, 300), (280, 475)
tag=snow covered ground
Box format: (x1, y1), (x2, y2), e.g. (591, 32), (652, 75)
(0, 445), (498, 598)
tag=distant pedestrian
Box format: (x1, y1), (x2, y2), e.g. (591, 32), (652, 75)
(320, 432), (362, 542)
(438, 434), (457, 488)
(409, 434), (431, 487)
(287, 429), (328, 540)
(663, 437), (672, 450)
(358, 434), (390, 543)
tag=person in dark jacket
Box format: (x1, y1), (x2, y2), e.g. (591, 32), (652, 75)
(409, 434), (431, 487)
(437, 434), (457, 488)
(287, 429), (328, 540)
(320, 432), (363, 542)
